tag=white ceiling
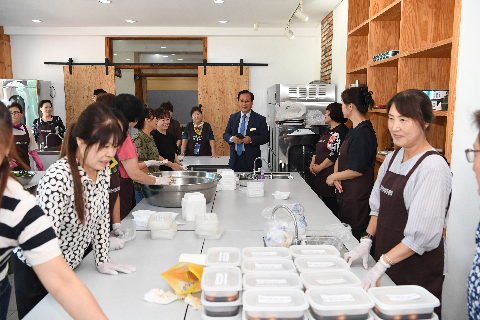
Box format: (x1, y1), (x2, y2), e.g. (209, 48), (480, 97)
(0, 0), (342, 29)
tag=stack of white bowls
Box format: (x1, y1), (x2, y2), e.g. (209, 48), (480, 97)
(217, 169), (237, 190)
(182, 192), (207, 221)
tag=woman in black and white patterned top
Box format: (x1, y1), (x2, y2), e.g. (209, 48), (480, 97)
(13, 103), (136, 318)
(0, 101), (108, 320)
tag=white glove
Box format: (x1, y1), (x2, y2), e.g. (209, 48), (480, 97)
(344, 238), (372, 269)
(97, 262), (136, 275)
(112, 223), (128, 236)
(109, 235), (125, 251)
(144, 160), (161, 167)
(155, 176), (174, 185)
(362, 255), (390, 290)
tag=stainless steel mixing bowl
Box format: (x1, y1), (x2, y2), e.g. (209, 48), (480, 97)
(141, 171), (222, 207)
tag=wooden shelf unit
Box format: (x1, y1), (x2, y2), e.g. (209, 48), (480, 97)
(345, 0), (460, 173)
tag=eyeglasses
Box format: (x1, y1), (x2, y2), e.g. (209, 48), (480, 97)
(10, 111), (21, 116)
(465, 149), (480, 163)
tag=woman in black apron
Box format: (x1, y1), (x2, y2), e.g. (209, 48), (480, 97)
(310, 102), (348, 216)
(32, 100), (65, 149)
(8, 102), (44, 171)
(180, 106), (220, 158)
(345, 90), (452, 319)
(326, 87), (377, 239)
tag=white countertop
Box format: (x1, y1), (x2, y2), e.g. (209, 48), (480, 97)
(25, 170), (393, 320)
(182, 156), (230, 166)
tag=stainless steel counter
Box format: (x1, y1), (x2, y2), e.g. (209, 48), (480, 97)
(25, 171), (393, 320)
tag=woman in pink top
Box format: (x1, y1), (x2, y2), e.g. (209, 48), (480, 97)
(112, 94), (172, 219)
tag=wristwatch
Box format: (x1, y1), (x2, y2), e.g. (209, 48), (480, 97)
(360, 231), (374, 240)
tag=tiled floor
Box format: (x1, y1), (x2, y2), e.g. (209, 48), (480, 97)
(7, 274), (18, 320)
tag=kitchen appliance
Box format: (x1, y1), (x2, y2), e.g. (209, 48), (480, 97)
(267, 84), (335, 185)
(0, 79), (52, 129)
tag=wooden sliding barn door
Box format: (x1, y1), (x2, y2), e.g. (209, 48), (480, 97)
(198, 66), (249, 156)
(63, 66), (115, 127)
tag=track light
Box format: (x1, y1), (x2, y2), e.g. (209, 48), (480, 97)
(284, 25), (295, 40)
(295, 9), (309, 21)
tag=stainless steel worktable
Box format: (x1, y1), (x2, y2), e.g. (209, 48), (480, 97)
(25, 171), (393, 320)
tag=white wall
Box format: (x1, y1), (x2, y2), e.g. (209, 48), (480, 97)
(330, 0), (348, 101)
(443, 1), (480, 319)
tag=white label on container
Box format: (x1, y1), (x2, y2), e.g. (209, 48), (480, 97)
(386, 293), (422, 302)
(316, 278), (347, 285)
(218, 252), (230, 262)
(252, 251), (278, 256)
(258, 295), (292, 304)
(256, 279), (288, 285)
(255, 263), (283, 269)
(202, 214), (210, 220)
(301, 249), (326, 254)
(307, 261), (335, 268)
(321, 294), (355, 302)
(155, 215), (164, 220)
(214, 273), (228, 285)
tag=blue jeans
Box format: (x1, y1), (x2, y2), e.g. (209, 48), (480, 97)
(0, 276), (12, 320)
(134, 190), (144, 205)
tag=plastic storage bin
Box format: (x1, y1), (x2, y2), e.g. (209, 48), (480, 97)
(201, 267), (242, 302)
(243, 272), (303, 290)
(290, 245), (341, 258)
(242, 247), (292, 260)
(148, 212), (173, 230)
(368, 285), (440, 320)
(241, 259), (296, 274)
(150, 223), (177, 240)
(294, 256), (350, 273)
(201, 291), (242, 318)
(206, 247), (241, 267)
(243, 289), (308, 320)
(306, 287), (374, 320)
(300, 270), (362, 289)
(306, 309), (375, 320)
(196, 213), (219, 235)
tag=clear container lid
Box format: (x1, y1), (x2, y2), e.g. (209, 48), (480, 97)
(206, 247), (241, 267)
(289, 244), (341, 258)
(294, 256), (350, 273)
(300, 270), (361, 289)
(243, 289), (308, 312)
(241, 259), (296, 273)
(368, 285), (440, 314)
(306, 287), (374, 311)
(243, 272), (303, 290)
(201, 290), (243, 307)
(242, 247), (292, 260)
(201, 267), (242, 292)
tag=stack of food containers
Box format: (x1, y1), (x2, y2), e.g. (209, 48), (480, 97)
(148, 213), (177, 240)
(217, 169), (237, 190)
(368, 285), (440, 320)
(202, 247), (243, 320)
(182, 192), (207, 221)
(246, 181), (264, 198)
(196, 213), (225, 240)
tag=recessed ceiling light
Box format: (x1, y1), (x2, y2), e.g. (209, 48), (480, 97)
(98, 0), (111, 3)
(218, 21), (228, 24)
(126, 59), (131, 61)
(171, 54), (176, 56)
(163, 56), (168, 57)
(177, 59), (183, 61)
(213, 0), (225, 3)
(32, 20), (42, 23)
(126, 20), (136, 23)
(161, 47), (166, 48)
(114, 53), (117, 56)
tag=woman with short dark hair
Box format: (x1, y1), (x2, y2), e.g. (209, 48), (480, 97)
(310, 102), (348, 216)
(180, 106), (219, 158)
(32, 99), (65, 148)
(152, 107), (184, 172)
(345, 89), (452, 319)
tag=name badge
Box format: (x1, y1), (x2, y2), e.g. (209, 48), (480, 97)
(250, 128), (256, 131)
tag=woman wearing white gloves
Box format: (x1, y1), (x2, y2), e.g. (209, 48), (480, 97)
(112, 94), (172, 219)
(344, 90), (451, 319)
(13, 103), (137, 318)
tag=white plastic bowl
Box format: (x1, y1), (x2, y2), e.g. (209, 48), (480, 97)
(272, 191), (290, 200)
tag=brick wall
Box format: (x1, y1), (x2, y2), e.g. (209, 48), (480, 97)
(320, 12), (333, 84)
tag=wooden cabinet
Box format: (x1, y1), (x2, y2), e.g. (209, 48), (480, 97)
(345, 0), (461, 171)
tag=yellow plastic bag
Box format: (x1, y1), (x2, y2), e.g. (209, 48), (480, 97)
(160, 262), (204, 295)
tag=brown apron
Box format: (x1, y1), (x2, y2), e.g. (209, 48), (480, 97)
(38, 116), (62, 148)
(108, 170), (121, 217)
(186, 122), (211, 156)
(13, 124), (31, 171)
(375, 149), (445, 319)
(313, 130), (336, 198)
(336, 121), (375, 231)
(119, 177), (134, 221)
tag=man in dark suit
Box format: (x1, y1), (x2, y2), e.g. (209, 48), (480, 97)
(223, 90), (269, 172)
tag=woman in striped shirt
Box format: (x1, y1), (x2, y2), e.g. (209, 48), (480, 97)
(0, 101), (107, 320)
(344, 90), (452, 319)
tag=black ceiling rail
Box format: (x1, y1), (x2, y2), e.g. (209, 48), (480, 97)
(45, 58), (268, 75)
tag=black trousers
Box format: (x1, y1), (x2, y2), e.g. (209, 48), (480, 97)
(231, 152), (251, 172)
(321, 196), (339, 217)
(12, 255), (47, 319)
